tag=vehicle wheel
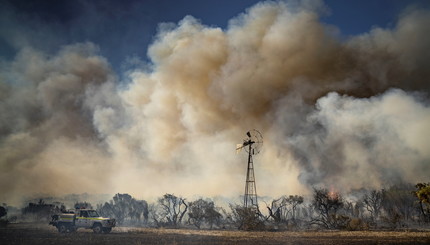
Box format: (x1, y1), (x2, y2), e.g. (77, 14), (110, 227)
(93, 224), (103, 234)
(58, 224), (67, 233)
(102, 227), (112, 234)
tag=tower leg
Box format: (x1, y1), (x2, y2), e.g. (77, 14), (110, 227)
(244, 144), (258, 209)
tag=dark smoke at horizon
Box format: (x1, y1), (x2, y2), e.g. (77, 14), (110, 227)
(0, 1), (429, 206)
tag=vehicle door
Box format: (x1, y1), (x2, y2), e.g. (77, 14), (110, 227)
(75, 210), (89, 227)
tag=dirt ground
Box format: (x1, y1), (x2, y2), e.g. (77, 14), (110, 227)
(1, 223), (429, 245)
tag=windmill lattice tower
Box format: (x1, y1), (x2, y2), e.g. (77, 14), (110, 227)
(236, 130), (263, 208)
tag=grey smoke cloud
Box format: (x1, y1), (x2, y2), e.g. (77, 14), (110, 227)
(1, 1), (429, 205)
(0, 43), (118, 204)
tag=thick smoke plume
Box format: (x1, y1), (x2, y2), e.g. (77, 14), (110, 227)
(1, 1), (429, 205)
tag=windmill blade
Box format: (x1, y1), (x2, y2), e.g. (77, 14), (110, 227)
(236, 144), (244, 153)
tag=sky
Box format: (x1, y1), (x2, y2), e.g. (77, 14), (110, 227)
(1, 0), (430, 206)
(2, 0), (429, 71)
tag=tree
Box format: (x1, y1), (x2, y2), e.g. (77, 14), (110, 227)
(363, 189), (383, 222)
(286, 195), (304, 221)
(157, 194), (188, 227)
(266, 196), (287, 223)
(265, 195), (304, 224)
(22, 199), (63, 222)
(0, 205), (7, 227)
(148, 203), (162, 227)
(188, 199), (205, 229)
(188, 198), (222, 229)
(381, 183), (417, 226)
(0, 206), (6, 219)
(97, 193), (148, 226)
(228, 204), (265, 230)
(311, 188), (345, 229)
(413, 183), (430, 222)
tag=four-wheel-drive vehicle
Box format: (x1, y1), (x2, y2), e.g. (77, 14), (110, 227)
(49, 209), (116, 233)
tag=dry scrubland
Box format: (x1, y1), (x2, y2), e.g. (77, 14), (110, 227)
(1, 223), (429, 245)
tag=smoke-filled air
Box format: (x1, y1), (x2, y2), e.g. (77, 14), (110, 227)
(1, 1), (429, 206)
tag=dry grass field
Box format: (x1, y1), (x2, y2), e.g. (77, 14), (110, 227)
(1, 223), (429, 245)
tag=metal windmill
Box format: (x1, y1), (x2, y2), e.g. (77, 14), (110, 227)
(236, 129), (263, 208)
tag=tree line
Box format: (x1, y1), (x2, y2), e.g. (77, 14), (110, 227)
(3, 182), (429, 230)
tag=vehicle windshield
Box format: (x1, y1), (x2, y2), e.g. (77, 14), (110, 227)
(87, 210), (99, 217)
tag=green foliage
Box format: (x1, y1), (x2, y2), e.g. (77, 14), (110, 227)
(413, 183), (430, 222)
(414, 183), (430, 204)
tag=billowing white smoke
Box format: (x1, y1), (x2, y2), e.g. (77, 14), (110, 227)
(285, 89), (430, 190)
(1, 1), (429, 205)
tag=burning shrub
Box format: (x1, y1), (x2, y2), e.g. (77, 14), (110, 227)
(311, 188), (345, 229)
